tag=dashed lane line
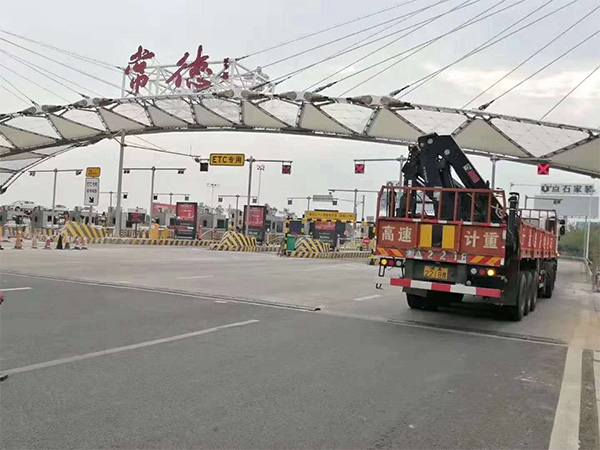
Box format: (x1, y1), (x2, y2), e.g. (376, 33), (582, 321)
(176, 275), (214, 280)
(1, 287), (32, 292)
(4, 319), (259, 376)
(595, 351), (600, 441)
(354, 294), (382, 301)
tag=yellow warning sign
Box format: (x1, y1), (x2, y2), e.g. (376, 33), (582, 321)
(305, 211), (357, 222)
(86, 167), (101, 178)
(209, 154), (245, 166)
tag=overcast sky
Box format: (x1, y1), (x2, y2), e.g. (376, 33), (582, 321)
(0, 0), (598, 218)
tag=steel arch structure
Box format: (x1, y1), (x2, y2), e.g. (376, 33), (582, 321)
(0, 90), (599, 190)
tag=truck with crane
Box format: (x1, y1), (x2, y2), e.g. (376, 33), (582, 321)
(374, 133), (564, 320)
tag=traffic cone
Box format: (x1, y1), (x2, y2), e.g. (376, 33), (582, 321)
(64, 236), (71, 250)
(81, 237), (89, 250)
(44, 237), (52, 250)
(14, 232), (23, 250)
(31, 235), (38, 249)
(74, 237), (81, 250)
(56, 234), (63, 250)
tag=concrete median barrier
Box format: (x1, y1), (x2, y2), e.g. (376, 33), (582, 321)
(211, 232), (257, 251)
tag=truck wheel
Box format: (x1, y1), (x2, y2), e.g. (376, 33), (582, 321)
(543, 268), (554, 299)
(523, 271), (532, 316)
(406, 294), (425, 309)
(508, 272), (527, 321)
(529, 271), (538, 312)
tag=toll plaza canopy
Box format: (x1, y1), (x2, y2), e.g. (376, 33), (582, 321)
(0, 92), (598, 190)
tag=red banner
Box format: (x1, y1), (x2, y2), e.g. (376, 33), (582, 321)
(152, 202), (176, 214)
(248, 206), (265, 228)
(316, 221), (336, 231)
(177, 203), (197, 223)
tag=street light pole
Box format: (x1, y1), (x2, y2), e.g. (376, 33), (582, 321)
(207, 183), (220, 209)
(149, 166), (156, 225)
(256, 164), (265, 203)
(51, 168), (58, 228)
(361, 194), (365, 221)
(307, 196), (311, 212)
(584, 195), (592, 261)
(245, 157), (255, 236)
(353, 188), (358, 217)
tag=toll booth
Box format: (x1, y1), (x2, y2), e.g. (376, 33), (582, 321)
(243, 205), (268, 243)
(303, 210), (357, 250)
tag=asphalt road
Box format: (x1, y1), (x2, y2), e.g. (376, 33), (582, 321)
(0, 246), (598, 449)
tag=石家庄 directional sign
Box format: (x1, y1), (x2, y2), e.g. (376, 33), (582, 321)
(209, 153), (245, 166)
(86, 167), (101, 178)
(84, 178), (100, 206)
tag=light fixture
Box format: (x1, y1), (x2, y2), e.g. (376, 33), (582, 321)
(29, 171), (35, 177)
(177, 169), (185, 175)
(75, 170), (82, 176)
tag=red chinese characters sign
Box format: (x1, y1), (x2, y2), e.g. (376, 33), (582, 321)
(125, 46), (155, 93)
(124, 45), (230, 94)
(459, 226), (505, 256)
(377, 220), (417, 249)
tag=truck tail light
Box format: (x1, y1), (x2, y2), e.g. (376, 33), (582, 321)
(381, 259), (389, 266)
(487, 269), (496, 277)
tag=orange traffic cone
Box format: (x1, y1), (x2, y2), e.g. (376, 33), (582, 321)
(31, 235), (38, 249)
(64, 236), (71, 250)
(82, 237), (89, 250)
(74, 237), (81, 250)
(44, 237), (52, 250)
(14, 232), (23, 250)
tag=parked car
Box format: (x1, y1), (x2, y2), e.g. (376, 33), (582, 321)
(7, 200), (38, 213)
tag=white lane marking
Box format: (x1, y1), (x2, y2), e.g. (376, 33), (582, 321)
(354, 294), (381, 302)
(548, 347), (583, 450)
(176, 275), (214, 280)
(594, 351), (600, 441)
(1, 287), (32, 292)
(4, 319), (259, 376)
(215, 301), (228, 304)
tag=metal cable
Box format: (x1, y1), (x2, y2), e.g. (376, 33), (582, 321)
(260, 0), (468, 70)
(479, 29), (600, 109)
(0, 62), (69, 102)
(0, 82), (31, 105)
(0, 48), (103, 97)
(338, 0), (523, 95)
(462, 0), (595, 108)
(398, 0), (560, 98)
(255, 0), (483, 90)
(0, 29), (120, 71)
(237, 0), (420, 60)
(0, 37), (124, 92)
(540, 62), (600, 120)
(304, 0), (454, 91)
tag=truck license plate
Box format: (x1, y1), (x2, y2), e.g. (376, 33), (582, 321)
(424, 266), (449, 280)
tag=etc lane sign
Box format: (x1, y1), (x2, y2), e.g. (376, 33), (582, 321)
(84, 178), (100, 206)
(209, 153), (245, 166)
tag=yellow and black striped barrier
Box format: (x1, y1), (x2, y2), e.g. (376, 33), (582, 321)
(88, 238), (214, 246)
(289, 238), (330, 257)
(62, 222), (107, 239)
(210, 231), (258, 251)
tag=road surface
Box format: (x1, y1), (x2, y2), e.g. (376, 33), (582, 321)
(0, 246), (598, 449)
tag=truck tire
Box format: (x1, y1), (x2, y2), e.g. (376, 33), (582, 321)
(523, 271), (533, 316)
(406, 293), (439, 311)
(406, 294), (425, 309)
(542, 267), (554, 299)
(529, 270), (538, 312)
(508, 272), (527, 321)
